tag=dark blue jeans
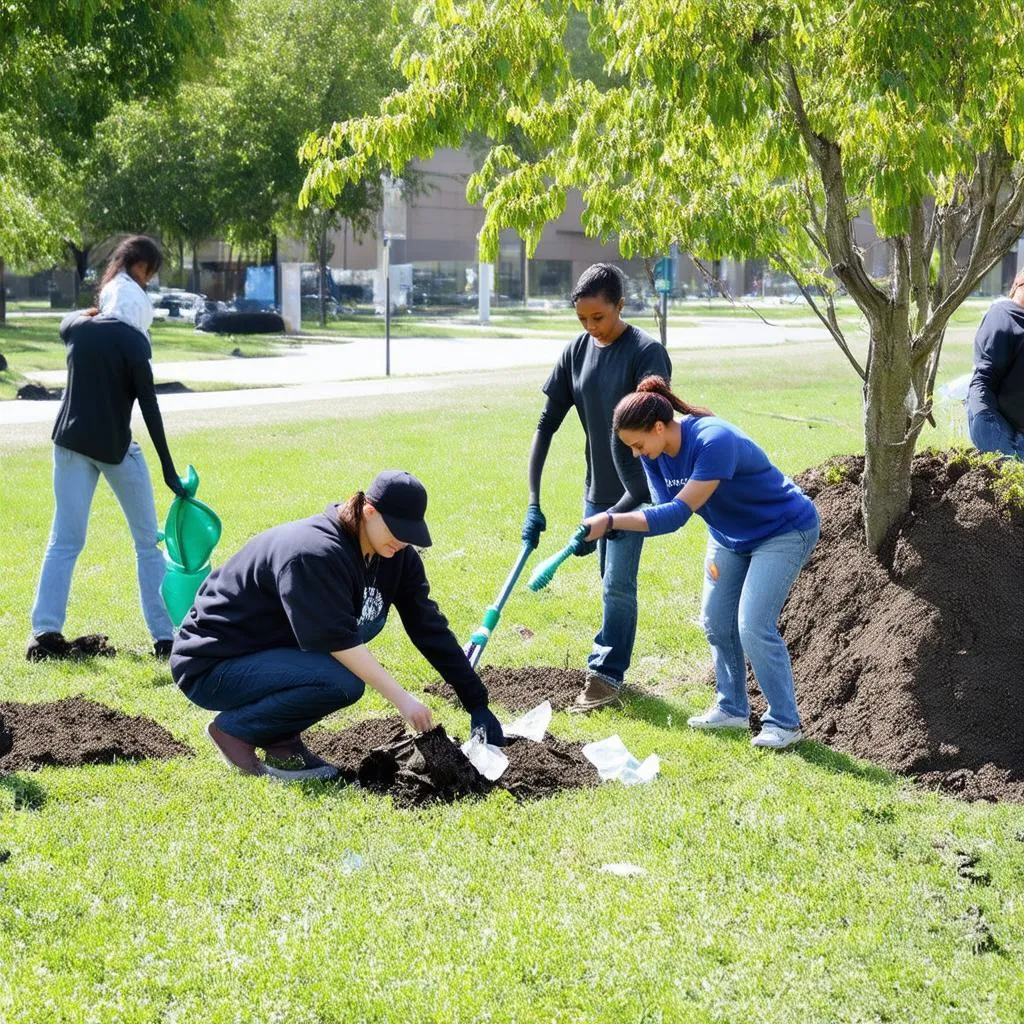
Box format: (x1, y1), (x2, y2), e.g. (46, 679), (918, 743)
(968, 407), (1024, 459)
(583, 499), (645, 686)
(181, 616), (386, 746)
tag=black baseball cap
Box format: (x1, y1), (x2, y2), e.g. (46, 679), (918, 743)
(365, 470), (432, 547)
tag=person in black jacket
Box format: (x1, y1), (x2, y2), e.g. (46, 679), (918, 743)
(28, 236), (186, 663)
(171, 471), (505, 777)
(967, 268), (1024, 459)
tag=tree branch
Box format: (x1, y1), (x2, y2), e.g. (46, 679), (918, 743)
(908, 202), (930, 333)
(690, 256), (777, 326)
(774, 251), (866, 380)
(780, 61), (888, 322)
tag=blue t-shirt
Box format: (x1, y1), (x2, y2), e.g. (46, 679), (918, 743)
(642, 416), (817, 552)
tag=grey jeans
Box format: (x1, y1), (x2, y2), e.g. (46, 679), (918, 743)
(31, 443), (173, 641)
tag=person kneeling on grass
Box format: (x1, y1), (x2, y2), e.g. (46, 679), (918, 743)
(581, 377), (820, 750)
(170, 471), (504, 776)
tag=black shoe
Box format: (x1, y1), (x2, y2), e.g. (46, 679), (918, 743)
(26, 632), (73, 662)
(153, 639), (173, 660)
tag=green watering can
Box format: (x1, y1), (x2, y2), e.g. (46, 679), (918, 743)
(158, 465), (222, 628)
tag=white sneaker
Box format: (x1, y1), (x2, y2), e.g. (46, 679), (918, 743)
(751, 725), (803, 749)
(687, 707), (750, 730)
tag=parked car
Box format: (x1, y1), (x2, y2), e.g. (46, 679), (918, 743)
(150, 289), (207, 322)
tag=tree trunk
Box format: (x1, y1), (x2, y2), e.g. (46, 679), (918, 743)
(67, 242), (91, 299)
(520, 234), (528, 306)
(319, 226), (328, 328)
(191, 244), (200, 294)
(861, 317), (923, 555)
(177, 238), (185, 289)
(0, 257), (6, 324)
(270, 233), (279, 309)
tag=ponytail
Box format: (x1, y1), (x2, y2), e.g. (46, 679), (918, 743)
(337, 491), (366, 537)
(613, 376), (713, 433)
(99, 234), (163, 292)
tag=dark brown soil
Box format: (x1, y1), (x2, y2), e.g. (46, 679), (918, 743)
(426, 665), (587, 713)
(0, 697), (192, 772)
(499, 735), (600, 799)
(306, 715), (407, 778)
(775, 451), (1024, 802)
(308, 715), (598, 807)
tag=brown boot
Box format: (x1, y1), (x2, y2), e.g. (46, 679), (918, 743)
(206, 722), (266, 776)
(568, 673), (623, 714)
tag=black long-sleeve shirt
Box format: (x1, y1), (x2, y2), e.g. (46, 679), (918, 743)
(967, 298), (1024, 432)
(530, 325), (673, 509)
(51, 312), (177, 478)
(170, 505), (489, 712)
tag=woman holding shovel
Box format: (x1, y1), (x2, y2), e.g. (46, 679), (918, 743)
(522, 263), (672, 712)
(171, 470), (504, 777)
(581, 377), (819, 749)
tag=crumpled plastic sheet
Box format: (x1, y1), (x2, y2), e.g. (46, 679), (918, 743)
(581, 734), (660, 785)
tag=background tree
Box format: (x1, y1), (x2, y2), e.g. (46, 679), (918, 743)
(85, 90), (226, 291)
(0, 0), (232, 319)
(302, 0), (1024, 553)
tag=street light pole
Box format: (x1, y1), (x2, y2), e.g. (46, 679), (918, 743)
(384, 236), (391, 377)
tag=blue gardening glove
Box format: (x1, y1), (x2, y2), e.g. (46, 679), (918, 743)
(470, 706), (506, 747)
(521, 504), (546, 550)
(573, 537), (598, 557)
(163, 466), (188, 498)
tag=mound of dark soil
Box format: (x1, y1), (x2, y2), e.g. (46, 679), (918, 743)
(500, 735), (600, 799)
(307, 715), (598, 807)
(777, 452), (1024, 802)
(427, 665), (586, 714)
(0, 696), (192, 772)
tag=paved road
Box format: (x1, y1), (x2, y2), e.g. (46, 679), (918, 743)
(28, 319), (826, 390)
(1, 319), (833, 447)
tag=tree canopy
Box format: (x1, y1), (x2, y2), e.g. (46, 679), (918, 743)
(302, 0), (1024, 550)
(0, 0), (232, 269)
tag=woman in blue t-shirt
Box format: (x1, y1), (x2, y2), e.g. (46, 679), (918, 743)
(581, 376), (820, 749)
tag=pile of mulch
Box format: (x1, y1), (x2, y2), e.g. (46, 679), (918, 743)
(307, 715), (599, 808)
(426, 665), (586, 714)
(773, 451), (1024, 802)
(0, 696), (192, 772)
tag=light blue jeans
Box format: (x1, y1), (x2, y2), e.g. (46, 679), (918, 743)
(583, 499), (646, 686)
(700, 519), (820, 730)
(180, 616), (386, 746)
(968, 407), (1024, 459)
(31, 443), (173, 641)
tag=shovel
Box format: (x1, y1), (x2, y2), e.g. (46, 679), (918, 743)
(464, 541), (534, 669)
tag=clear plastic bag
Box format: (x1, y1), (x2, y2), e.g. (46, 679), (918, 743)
(582, 735), (660, 785)
(503, 700), (552, 742)
(460, 730), (509, 781)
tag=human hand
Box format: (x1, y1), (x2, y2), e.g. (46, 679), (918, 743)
(521, 504), (546, 549)
(469, 706), (505, 746)
(164, 468), (188, 498)
(581, 513), (611, 544)
(397, 692), (434, 733)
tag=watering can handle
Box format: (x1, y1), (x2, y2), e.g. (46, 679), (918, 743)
(180, 464), (200, 498)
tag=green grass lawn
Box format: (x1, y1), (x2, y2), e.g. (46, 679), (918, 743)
(1, 334), (1019, 1023)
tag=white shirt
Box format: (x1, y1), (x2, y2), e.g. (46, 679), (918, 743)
(98, 271), (154, 336)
